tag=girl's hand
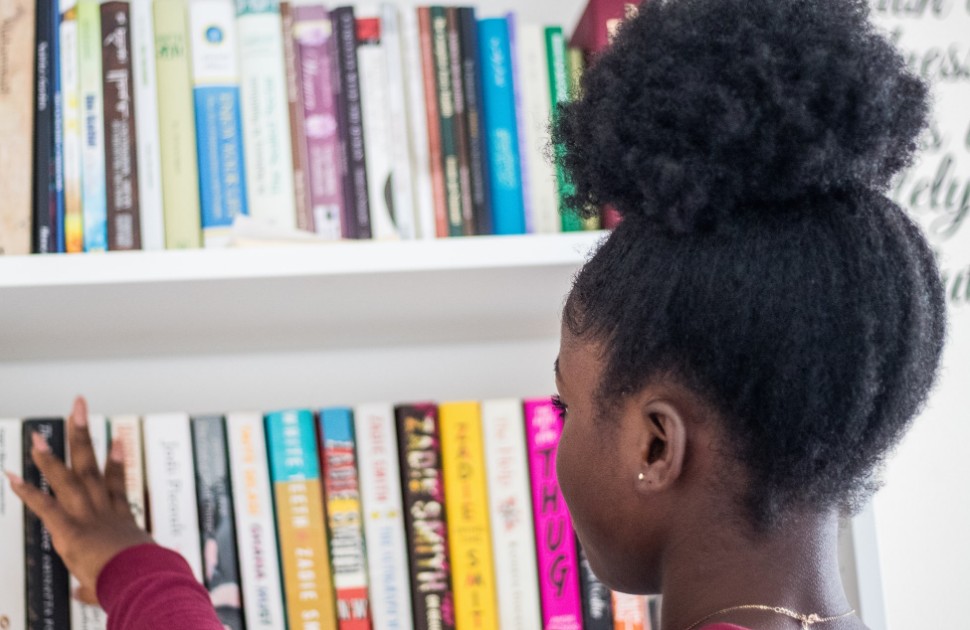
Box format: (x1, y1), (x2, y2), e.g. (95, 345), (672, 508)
(5, 397), (154, 605)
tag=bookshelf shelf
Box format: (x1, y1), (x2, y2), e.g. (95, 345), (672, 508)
(0, 232), (606, 362)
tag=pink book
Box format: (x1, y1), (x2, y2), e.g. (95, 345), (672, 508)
(525, 398), (583, 630)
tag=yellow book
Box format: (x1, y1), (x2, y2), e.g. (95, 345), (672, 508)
(439, 401), (498, 630)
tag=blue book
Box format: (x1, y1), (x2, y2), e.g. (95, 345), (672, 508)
(478, 17), (526, 235)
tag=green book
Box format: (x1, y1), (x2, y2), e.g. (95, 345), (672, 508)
(545, 26), (583, 233)
(567, 46), (600, 232)
(431, 6), (464, 237)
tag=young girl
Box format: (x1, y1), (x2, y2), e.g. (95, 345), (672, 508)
(7, 0), (945, 628)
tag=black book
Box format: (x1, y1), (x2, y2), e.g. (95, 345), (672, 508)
(578, 541), (614, 630)
(22, 418), (69, 630)
(31, 0), (56, 254)
(458, 6), (493, 236)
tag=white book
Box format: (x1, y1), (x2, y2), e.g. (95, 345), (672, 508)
(399, 5), (435, 240)
(481, 399), (543, 630)
(357, 15), (400, 240)
(131, 0), (165, 250)
(225, 412), (286, 630)
(69, 413), (108, 630)
(60, 2), (83, 252)
(516, 23), (560, 234)
(110, 415), (147, 529)
(143, 413), (204, 581)
(235, 0), (297, 231)
(0, 418), (25, 630)
(353, 404), (414, 630)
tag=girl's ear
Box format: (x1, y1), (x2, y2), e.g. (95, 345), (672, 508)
(635, 400), (688, 492)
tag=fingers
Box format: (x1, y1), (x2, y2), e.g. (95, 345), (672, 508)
(104, 439), (131, 516)
(67, 397), (108, 510)
(6, 471), (73, 535)
(30, 433), (91, 516)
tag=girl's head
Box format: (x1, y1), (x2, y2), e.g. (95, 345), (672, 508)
(552, 0), (946, 593)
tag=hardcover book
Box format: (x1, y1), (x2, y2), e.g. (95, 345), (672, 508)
(445, 7), (474, 235)
(429, 6), (463, 236)
(0, 418), (25, 630)
(416, 7), (448, 237)
(131, 0), (165, 250)
(571, 0), (639, 54)
(395, 403), (456, 630)
(279, 2), (313, 232)
(59, 1), (83, 254)
(70, 412), (108, 630)
(32, 0), (56, 253)
(459, 7), (492, 236)
(545, 26), (582, 233)
(579, 543), (613, 630)
(109, 415), (147, 528)
(354, 403), (415, 630)
(78, 0), (107, 251)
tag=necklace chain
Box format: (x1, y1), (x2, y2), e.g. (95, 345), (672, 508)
(682, 604), (857, 630)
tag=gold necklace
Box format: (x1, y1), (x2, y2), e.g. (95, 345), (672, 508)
(682, 604), (857, 630)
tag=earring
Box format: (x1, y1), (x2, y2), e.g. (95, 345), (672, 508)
(638, 473), (645, 481)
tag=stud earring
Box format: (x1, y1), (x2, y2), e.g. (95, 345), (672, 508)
(638, 473), (645, 481)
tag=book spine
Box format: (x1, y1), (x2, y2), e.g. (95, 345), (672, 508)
(0, 0), (35, 255)
(235, 0), (297, 231)
(356, 15), (398, 241)
(60, 2), (84, 254)
(516, 22), (559, 235)
(478, 17), (526, 236)
(570, 0), (630, 54)
(226, 412), (286, 629)
(70, 413), (108, 630)
(439, 401), (498, 630)
(292, 4), (343, 240)
(22, 418), (70, 630)
(78, 0), (107, 251)
(545, 26), (582, 233)
(353, 403), (414, 630)
(108, 415), (146, 528)
(416, 7), (447, 238)
(398, 5), (435, 240)
(154, 0), (202, 250)
(265, 409), (337, 630)
(459, 7), (492, 236)
(101, 1), (142, 250)
(524, 398), (583, 630)
(142, 413), (204, 581)
(612, 593), (649, 630)
(566, 46), (600, 232)
(188, 0), (249, 247)
(505, 12), (532, 234)
(0, 418), (25, 630)
(331, 6), (370, 240)
(191, 415), (245, 630)
(131, 0), (165, 250)
(579, 543), (613, 630)
(32, 0), (56, 254)
(430, 6), (462, 237)
(445, 7), (473, 236)
(320, 408), (372, 630)
(380, 4), (417, 241)
(53, 2), (65, 253)
(394, 403), (456, 630)
(279, 1), (313, 233)
(481, 399), (542, 629)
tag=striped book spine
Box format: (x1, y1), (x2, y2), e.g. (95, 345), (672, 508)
(266, 410), (337, 630)
(279, 2), (313, 233)
(545, 27), (582, 233)
(70, 413), (108, 630)
(354, 403), (414, 630)
(60, 0), (84, 253)
(78, 0), (107, 251)
(131, 0), (165, 250)
(0, 419), (25, 630)
(525, 398), (583, 630)
(109, 415), (146, 528)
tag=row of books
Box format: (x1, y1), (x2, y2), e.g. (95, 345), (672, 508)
(0, 0), (613, 257)
(0, 399), (660, 630)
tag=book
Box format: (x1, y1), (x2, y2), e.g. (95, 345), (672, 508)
(0, 0), (35, 255)
(545, 26), (582, 233)
(566, 46), (600, 232)
(226, 412), (287, 629)
(331, 6), (371, 239)
(60, 0), (84, 254)
(506, 13), (532, 233)
(154, 0), (202, 250)
(416, 7), (447, 238)
(143, 413), (204, 581)
(459, 7), (492, 236)
(188, 0), (249, 246)
(395, 403), (456, 630)
(292, 4), (344, 240)
(612, 593), (649, 630)
(101, 1), (142, 250)
(22, 418), (70, 630)
(52, 0), (65, 254)
(525, 398), (583, 630)
(445, 7), (474, 236)
(78, 0), (107, 252)
(430, 6), (463, 237)
(235, 0), (297, 232)
(69, 413), (108, 630)
(319, 408), (372, 629)
(481, 399), (542, 629)
(353, 403), (415, 630)
(131, 0), (165, 250)
(191, 415), (245, 630)
(32, 0), (56, 254)
(0, 418), (25, 630)
(265, 409), (338, 630)
(279, 2), (313, 233)
(578, 543), (613, 630)
(438, 401), (498, 629)
(478, 17), (526, 235)
(356, 15), (399, 240)
(571, 0), (638, 54)
(109, 415), (146, 528)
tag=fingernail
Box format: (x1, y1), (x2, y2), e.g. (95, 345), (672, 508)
(110, 439), (125, 463)
(32, 432), (50, 454)
(4, 471), (23, 487)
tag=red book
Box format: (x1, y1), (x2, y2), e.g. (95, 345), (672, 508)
(418, 7), (448, 238)
(571, 0), (640, 54)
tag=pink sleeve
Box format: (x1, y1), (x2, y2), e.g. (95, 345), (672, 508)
(97, 544), (224, 630)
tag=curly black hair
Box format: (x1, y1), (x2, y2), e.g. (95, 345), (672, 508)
(555, 0), (947, 527)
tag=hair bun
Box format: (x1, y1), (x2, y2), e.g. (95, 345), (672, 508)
(554, 0), (929, 233)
